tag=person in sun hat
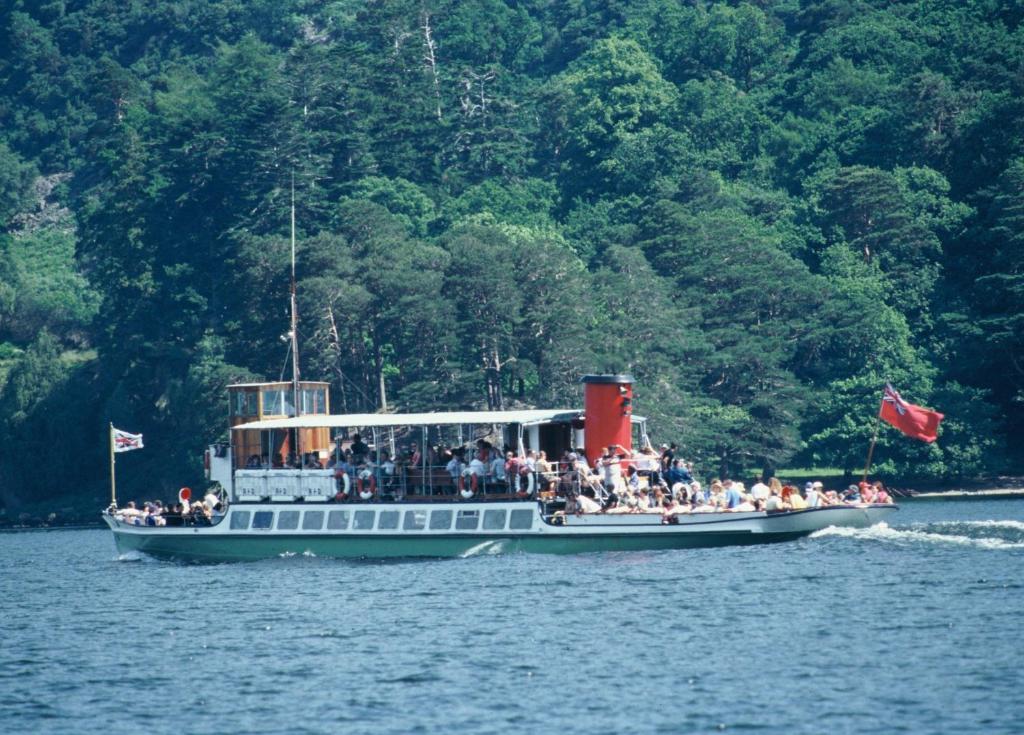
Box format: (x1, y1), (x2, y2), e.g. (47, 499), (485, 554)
(805, 481), (823, 508)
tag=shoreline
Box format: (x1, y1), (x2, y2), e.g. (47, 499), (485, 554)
(904, 488), (1024, 500)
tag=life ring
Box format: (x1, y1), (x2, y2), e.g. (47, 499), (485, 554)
(356, 469), (376, 500)
(334, 470), (351, 500)
(521, 472), (536, 496)
(458, 470), (478, 499)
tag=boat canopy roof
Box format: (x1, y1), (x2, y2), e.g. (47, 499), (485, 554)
(234, 409), (583, 431)
(233, 409), (648, 431)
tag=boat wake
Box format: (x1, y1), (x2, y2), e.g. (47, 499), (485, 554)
(458, 540), (507, 558)
(115, 551), (147, 562)
(811, 521), (1024, 550)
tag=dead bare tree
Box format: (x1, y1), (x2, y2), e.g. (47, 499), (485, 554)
(421, 8), (443, 121)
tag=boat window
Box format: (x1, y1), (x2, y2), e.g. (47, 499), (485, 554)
(262, 389), (283, 416)
(483, 509), (507, 530)
(277, 510), (300, 530)
(455, 510), (479, 530)
(245, 392), (257, 416)
(353, 510), (375, 530)
(327, 510), (350, 530)
(303, 511), (325, 530)
(403, 510), (428, 530)
(230, 511), (251, 530)
(430, 510), (453, 530)
(231, 392), (245, 416)
(300, 388), (327, 415)
(252, 511), (274, 530)
(378, 511), (400, 530)
(509, 509), (534, 530)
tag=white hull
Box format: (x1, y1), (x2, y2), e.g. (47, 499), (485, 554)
(103, 502), (898, 561)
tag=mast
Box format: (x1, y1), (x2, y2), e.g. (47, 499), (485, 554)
(290, 174), (302, 460)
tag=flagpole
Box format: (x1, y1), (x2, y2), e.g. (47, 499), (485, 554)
(862, 401), (884, 483)
(109, 422), (117, 509)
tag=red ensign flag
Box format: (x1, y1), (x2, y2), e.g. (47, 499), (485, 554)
(879, 384), (944, 443)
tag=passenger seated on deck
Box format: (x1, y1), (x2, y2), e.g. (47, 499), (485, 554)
(859, 481), (876, 504)
(576, 489), (602, 514)
(513, 455), (528, 493)
(625, 465), (641, 493)
(190, 502), (211, 525)
(708, 482), (726, 509)
(765, 487), (786, 513)
(634, 445), (658, 486)
(114, 501), (142, 522)
(167, 503), (184, 526)
(380, 452), (396, 483)
(204, 489), (220, 513)
(731, 494), (756, 512)
(350, 434), (370, 463)
(842, 484), (862, 503)
(492, 452), (509, 486)
(691, 494), (716, 513)
(873, 482), (893, 504)
(804, 481), (823, 508)
(446, 451), (464, 481)
(687, 481), (704, 505)
(246, 454), (261, 469)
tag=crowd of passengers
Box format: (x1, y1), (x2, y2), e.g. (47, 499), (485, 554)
(112, 488), (225, 526)
(555, 443), (893, 520)
(244, 436), (895, 514)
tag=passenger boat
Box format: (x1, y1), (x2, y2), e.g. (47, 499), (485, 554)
(101, 197), (895, 561)
(101, 374), (897, 562)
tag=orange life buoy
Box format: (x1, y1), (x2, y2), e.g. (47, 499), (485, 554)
(356, 470), (376, 500)
(458, 471), (479, 499)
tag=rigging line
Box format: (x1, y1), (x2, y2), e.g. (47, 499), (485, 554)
(279, 340), (292, 383)
(338, 367), (375, 409)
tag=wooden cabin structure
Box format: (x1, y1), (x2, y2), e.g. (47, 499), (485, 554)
(228, 381), (331, 468)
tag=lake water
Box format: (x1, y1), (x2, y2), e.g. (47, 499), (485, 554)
(2, 499), (1023, 734)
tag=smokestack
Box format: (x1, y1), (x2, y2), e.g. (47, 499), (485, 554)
(580, 374), (634, 467)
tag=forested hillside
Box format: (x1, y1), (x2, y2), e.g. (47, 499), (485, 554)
(1, 0), (1022, 508)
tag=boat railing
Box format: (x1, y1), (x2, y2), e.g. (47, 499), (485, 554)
(233, 464), (549, 503)
(230, 453), (636, 503)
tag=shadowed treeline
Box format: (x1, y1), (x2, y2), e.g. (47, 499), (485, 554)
(0, 1), (1021, 507)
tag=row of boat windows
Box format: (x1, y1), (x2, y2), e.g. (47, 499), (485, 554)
(230, 388), (328, 417)
(228, 508), (536, 532)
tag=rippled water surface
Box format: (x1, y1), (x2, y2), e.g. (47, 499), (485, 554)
(3, 499), (1023, 734)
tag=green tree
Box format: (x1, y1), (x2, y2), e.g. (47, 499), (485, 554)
(548, 36), (677, 200)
